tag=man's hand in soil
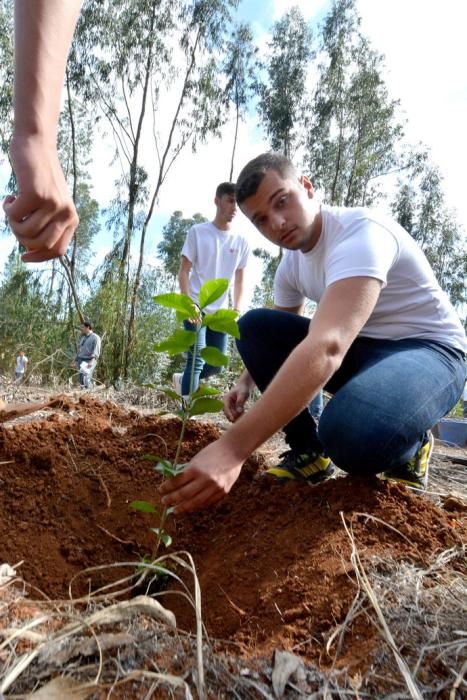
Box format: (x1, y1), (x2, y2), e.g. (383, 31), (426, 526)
(159, 438), (245, 514)
(223, 372), (254, 422)
(223, 384), (250, 422)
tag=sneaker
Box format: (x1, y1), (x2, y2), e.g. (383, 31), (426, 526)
(381, 431), (434, 490)
(172, 372), (183, 396)
(266, 447), (335, 483)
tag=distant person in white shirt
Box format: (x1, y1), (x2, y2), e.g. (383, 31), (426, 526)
(173, 182), (250, 396)
(15, 350), (28, 382)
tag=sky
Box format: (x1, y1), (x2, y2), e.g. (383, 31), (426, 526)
(1, 0), (466, 306)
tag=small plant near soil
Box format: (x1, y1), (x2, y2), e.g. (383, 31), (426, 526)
(130, 278), (239, 558)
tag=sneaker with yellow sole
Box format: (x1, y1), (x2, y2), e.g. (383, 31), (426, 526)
(267, 447), (335, 483)
(381, 431), (434, 490)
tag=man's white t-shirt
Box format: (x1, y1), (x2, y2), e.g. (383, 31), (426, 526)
(182, 221), (250, 313)
(15, 355), (28, 373)
(274, 205), (467, 353)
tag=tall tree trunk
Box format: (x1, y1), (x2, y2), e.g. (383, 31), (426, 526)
(229, 89), (240, 181)
(114, 0), (158, 381)
(123, 29), (202, 378)
(330, 122), (344, 204)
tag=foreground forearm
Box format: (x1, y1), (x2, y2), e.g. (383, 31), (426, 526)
(13, 0), (81, 141)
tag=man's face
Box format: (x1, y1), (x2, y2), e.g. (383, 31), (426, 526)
(240, 170), (318, 253)
(216, 193), (237, 223)
(81, 325), (90, 335)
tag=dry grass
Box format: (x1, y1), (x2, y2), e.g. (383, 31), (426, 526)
(1, 532), (465, 698)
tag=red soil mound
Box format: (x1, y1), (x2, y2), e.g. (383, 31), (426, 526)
(0, 395), (464, 677)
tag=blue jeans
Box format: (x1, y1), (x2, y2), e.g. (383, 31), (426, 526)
(309, 392), (323, 421)
(237, 309), (466, 476)
(181, 321), (228, 395)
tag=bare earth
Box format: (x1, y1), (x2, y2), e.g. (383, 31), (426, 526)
(0, 392), (465, 698)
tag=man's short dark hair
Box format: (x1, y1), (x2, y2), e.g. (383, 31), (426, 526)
(82, 321), (92, 329)
(215, 182), (236, 198)
(235, 153), (299, 205)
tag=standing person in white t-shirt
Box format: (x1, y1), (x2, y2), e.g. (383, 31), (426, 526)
(15, 350), (28, 382)
(173, 182), (250, 396)
(159, 153), (467, 515)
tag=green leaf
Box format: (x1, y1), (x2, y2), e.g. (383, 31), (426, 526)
(151, 529), (173, 548)
(153, 292), (198, 320)
(153, 329), (196, 355)
(130, 500), (158, 514)
(160, 532), (173, 548)
(191, 385), (221, 398)
(200, 346), (228, 366)
(142, 454), (166, 462)
(203, 309), (240, 338)
(198, 279), (229, 309)
(154, 461), (177, 478)
(188, 397), (224, 416)
(162, 388), (183, 402)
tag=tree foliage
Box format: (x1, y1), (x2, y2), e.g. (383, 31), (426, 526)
(392, 162), (467, 309)
(157, 211), (205, 281)
(223, 23), (257, 178)
(305, 0), (404, 206)
(256, 7), (313, 157)
(0, 0), (464, 388)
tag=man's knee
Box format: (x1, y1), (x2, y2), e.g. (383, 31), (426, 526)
(238, 308), (273, 338)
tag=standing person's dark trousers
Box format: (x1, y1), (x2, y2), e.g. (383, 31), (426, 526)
(236, 309), (466, 476)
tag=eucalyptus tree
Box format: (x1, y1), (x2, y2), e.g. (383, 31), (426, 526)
(305, 0), (404, 206)
(251, 248), (280, 308)
(70, 0), (239, 380)
(157, 210), (205, 283)
(223, 23), (257, 179)
(0, 250), (75, 382)
(392, 164), (467, 309)
(256, 7), (314, 158)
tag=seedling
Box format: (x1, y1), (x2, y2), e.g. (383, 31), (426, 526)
(130, 278), (240, 559)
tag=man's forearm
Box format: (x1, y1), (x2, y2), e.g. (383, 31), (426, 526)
(233, 281), (244, 311)
(178, 268), (190, 296)
(233, 272), (245, 311)
(13, 0), (81, 140)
